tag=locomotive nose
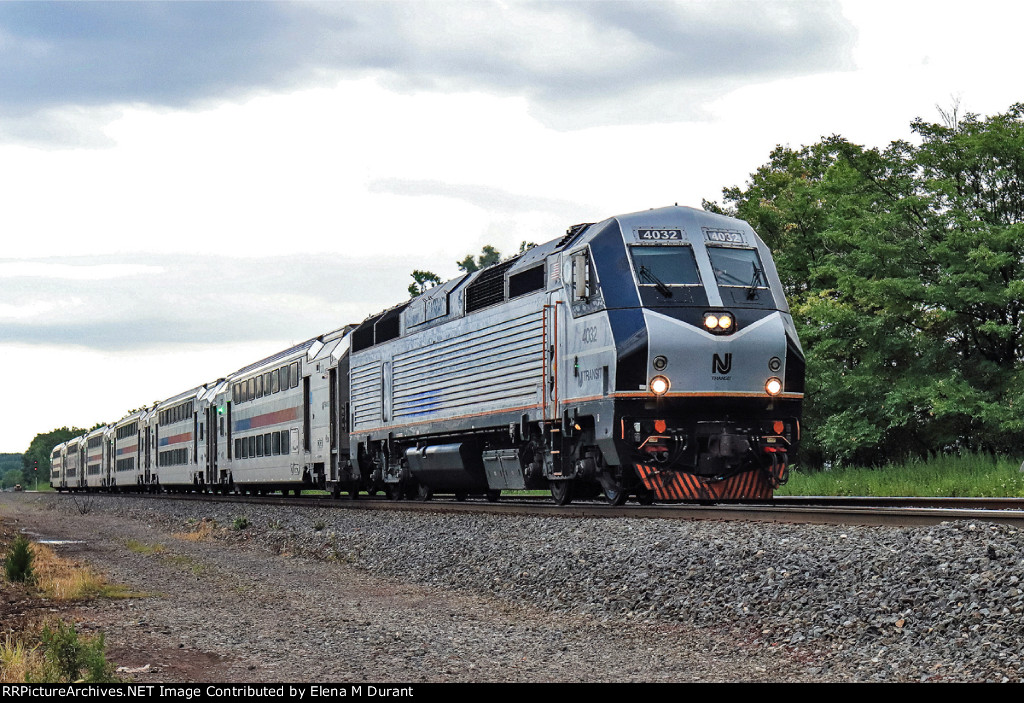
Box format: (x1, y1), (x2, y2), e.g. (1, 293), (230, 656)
(643, 306), (791, 398)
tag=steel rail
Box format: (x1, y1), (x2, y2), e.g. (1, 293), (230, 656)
(773, 495), (1024, 511)
(72, 491), (1024, 528)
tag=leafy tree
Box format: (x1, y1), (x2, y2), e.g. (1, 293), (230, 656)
(1, 454), (23, 487)
(408, 269), (442, 297)
(711, 102), (1024, 467)
(457, 245), (501, 273)
(2, 468), (25, 489)
(705, 138), (849, 308)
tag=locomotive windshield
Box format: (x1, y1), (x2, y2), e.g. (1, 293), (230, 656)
(629, 246), (702, 287)
(707, 246), (768, 289)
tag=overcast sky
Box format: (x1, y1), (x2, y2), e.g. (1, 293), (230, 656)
(1, 0), (1021, 453)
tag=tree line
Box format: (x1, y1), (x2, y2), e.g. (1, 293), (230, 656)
(705, 101), (1024, 467)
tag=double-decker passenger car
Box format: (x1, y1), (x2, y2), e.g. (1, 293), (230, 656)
(111, 410), (147, 490)
(50, 443), (66, 491)
(227, 343), (309, 493)
(83, 425), (112, 490)
(152, 387), (204, 490)
(64, 437), (83, 491)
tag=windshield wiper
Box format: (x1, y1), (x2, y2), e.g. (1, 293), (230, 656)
(638, 266), (673, 298)
(746, 264), (765, 300)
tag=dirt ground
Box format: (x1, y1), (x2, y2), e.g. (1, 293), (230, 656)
(0, 492), (833, 683)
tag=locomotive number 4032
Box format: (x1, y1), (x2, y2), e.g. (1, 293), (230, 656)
(704, 229), (746, 244)
(637, 229), (681, 240)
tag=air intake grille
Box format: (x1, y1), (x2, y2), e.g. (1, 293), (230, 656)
(465, 259), (517, 313)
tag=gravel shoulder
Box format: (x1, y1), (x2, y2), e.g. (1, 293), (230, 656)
(2, 492), (1021, 683)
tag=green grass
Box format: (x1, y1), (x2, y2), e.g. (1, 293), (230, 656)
(123, 540), (167, 555)
(778, 453), (1024, 497)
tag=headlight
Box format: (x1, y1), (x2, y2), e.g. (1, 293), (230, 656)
(703, 311), (735, 334)
(765, 377), (783, 396)
(650, 375), (670, 396)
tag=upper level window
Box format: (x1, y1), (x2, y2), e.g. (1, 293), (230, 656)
(707, 247), (768, 289)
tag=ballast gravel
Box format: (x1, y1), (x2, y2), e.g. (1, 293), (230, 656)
(3, 492), (1023, 683)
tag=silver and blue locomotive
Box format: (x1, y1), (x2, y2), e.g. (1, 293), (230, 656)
(345, 205), (803, 503)
(52, 205), (802, 504)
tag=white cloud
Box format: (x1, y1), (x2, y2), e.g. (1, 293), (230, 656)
(0, 299), (67, 320)
(0, 1), (856, 142)
(0, 262), (164, 280)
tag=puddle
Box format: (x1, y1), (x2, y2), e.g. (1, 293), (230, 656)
(37, 540), (85, 545)
(19, 528), (85, 546)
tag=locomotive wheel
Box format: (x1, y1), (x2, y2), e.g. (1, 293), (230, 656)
(604, 485), (628, 506)
(386, 484), (403, 501)
(454, 491), (467, 502)
(550, 480), (573, 506)
(635, 487), (655, 505)
(416, 484), (433, 501)
(486, 490), (501, 502)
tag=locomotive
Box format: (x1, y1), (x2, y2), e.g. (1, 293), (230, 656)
(51, 205), (803, 504)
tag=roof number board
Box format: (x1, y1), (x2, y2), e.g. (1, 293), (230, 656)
(637, 229), (681, 241)
(704, 229), (747, 245)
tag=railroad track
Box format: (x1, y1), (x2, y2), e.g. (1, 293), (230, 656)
(87, 491), (1024, 529)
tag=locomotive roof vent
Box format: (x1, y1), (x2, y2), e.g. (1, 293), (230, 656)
(558, 222), (592, 249)
(465, 258), (518, 313)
